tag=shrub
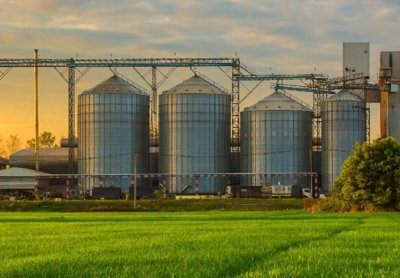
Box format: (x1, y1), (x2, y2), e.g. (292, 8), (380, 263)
(326, 137), (400, 212)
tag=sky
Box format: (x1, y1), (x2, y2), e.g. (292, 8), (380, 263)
(0, 0), (399, 147)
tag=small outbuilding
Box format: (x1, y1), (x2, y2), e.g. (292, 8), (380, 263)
(0, 167), (50, 199)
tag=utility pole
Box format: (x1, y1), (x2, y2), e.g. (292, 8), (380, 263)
(34, 49), (39, 171)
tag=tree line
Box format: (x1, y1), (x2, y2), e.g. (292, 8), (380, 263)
(0, 131), (58, 158)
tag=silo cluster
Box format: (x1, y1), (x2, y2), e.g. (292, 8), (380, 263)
(75, 74), (367, 196)
(78, 75), (149, 193)
(240, 92), (313, 187)
(158, 75), (231, 194)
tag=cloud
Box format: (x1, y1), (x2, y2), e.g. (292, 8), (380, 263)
(0, 0), (400, 139)
(1, 0), (398, 75)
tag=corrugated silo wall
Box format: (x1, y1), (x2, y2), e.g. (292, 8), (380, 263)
(321, 99), (365, 193)
(159, 93), (231, 194)
(78, 93), (149, 193)
(240, 109), (312, 187)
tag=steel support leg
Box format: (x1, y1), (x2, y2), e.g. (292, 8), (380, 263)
(68, 64), (76, 175)
(231, 59), (240, 153)
(34, 49), (39, 171)
(151, 66), (158, 144)
(312, 89), (327, 152)
(366, 103), (370, 143)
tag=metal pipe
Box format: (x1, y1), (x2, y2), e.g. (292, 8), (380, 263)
(34, 49), (39, 171)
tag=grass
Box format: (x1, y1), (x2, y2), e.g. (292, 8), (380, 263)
(0, 212), (399, 277)
(0, 198), (312, 212)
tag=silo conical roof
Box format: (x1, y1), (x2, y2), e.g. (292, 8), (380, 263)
(326, 89), (362, 101)
(82, 75), (148, 95)
(244, 91), (312, 112)
(163, 75), (228, 95)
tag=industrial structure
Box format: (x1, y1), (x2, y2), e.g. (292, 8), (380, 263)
(1, 42), (400, 198)
(240, 91), (313, 187)
(343, 43), (370, 79)
(78, 75), (149, 193)
(380, 51), (400, 140)
(0, 167), (50, 198)
(387, 82), (400, 140)
(159, 75), (231, 194)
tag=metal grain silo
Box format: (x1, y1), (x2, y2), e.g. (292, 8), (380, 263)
(159, 75), (231, 194)
(240, 91), (313, 187)
(321, 90), (366, 193)
(78, 75), (149, 194)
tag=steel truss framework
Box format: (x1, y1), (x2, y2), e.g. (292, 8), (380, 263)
(0, 57), (327, 197)
(0, 58), (239, 176)
(238, 74), (327, 154)
(275, 76), (379, 147)
(0, 56), (327, 194)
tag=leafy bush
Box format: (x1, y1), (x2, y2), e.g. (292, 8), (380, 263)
(322, 137), (400, 212)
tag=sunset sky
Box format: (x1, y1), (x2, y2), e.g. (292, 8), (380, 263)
(0, 0), (399, 147)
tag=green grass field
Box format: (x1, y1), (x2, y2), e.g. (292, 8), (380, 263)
(1, 212), (399, 277)
(0, 199), (310, 212)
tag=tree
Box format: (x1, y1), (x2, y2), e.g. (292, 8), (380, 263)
(0, 136), (6, 157)
(26, 131), (57, 148)
(26, 138), (35, 148)
(6, 134), (22, 156)
(325, 137), (400, 211)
